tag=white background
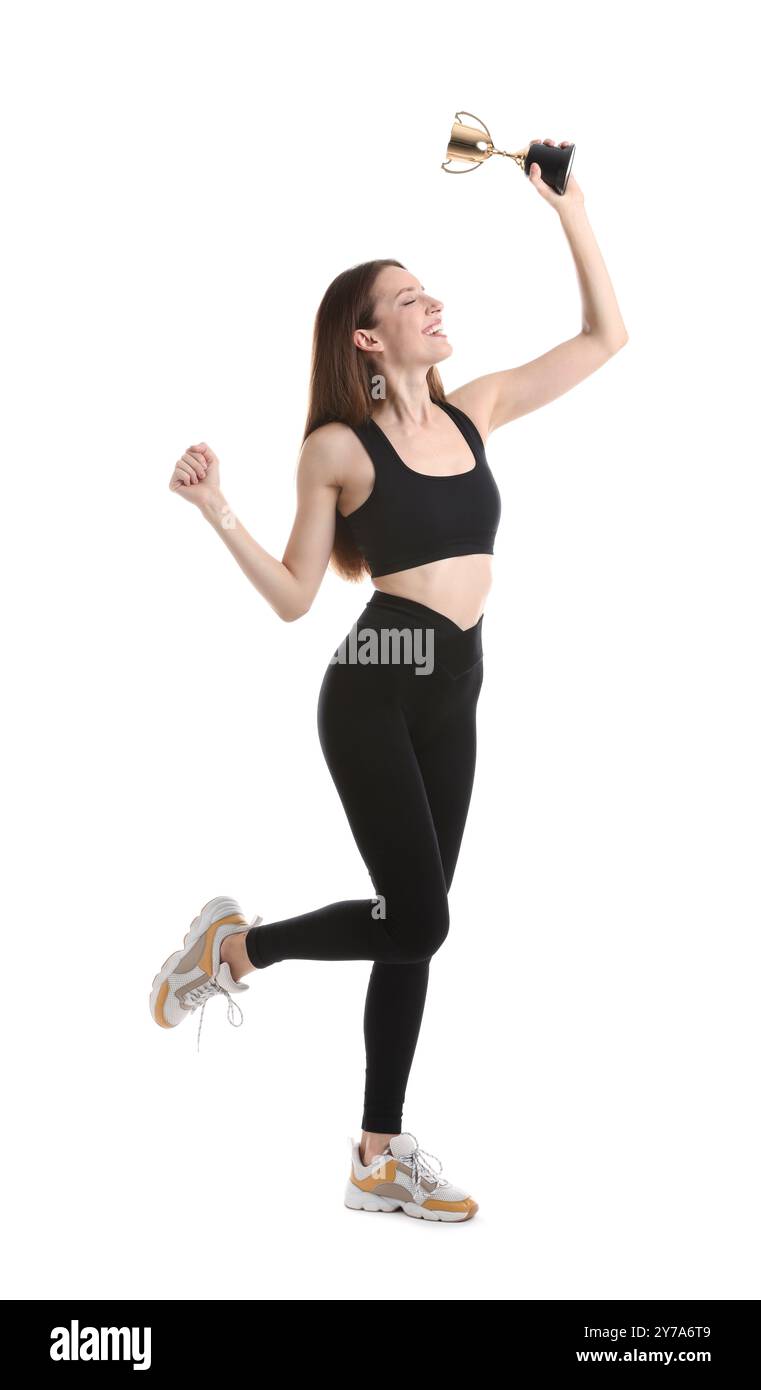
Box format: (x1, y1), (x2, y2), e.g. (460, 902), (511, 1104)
(2, 0), (758, 1301)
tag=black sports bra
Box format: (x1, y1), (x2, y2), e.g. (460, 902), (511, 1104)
(341, 397), (502, 578)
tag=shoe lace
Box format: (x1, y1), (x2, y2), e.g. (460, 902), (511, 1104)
(183, 976), (244, 1053)
(394, 1134), (447, 1198)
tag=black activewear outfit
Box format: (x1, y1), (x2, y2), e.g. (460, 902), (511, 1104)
(245, 396), (502, 1134)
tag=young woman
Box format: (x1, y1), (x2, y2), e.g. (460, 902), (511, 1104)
(149, 141), (627, 1222)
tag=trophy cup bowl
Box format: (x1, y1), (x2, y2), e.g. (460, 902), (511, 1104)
(442, 112), (575, 196)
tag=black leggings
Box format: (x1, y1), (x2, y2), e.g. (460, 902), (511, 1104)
(245, 591), (485, 1134)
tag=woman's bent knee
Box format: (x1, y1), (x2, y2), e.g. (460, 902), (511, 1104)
(381, 897), (450, 962)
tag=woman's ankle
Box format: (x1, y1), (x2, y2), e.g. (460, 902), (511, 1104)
(360, 1131), (397, 1164)
(220, 930), (256, 981)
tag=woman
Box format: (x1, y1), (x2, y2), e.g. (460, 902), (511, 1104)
(149, 141), (628, 1222)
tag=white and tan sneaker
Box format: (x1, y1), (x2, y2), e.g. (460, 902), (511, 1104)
(344, 1132), (479, 1222)
(149, 896), (261, 1049)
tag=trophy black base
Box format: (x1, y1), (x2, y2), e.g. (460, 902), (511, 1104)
(525, 141), (575, 195)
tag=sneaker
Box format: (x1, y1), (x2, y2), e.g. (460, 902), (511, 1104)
(149, 895), (262, 1050)
(344, 1132), (479, 1221)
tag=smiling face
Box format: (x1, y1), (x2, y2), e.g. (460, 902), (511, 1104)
(354, 266), (453, 371)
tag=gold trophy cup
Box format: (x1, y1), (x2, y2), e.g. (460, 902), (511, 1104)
(442, 111), (575, 195)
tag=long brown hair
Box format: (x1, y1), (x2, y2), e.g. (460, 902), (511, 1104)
(302, 259), (447, 582)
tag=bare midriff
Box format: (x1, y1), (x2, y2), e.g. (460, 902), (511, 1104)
(372, 553), (493, 632)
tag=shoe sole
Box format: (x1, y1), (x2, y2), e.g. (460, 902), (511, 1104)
(344, 1181), (478, 1222)
(149, 895), (252, 1028)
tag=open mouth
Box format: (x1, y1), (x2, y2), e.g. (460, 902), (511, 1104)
(422, 323), (447, 339)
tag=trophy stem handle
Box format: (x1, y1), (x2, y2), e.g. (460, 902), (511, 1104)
(493, 148), (531, 169)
